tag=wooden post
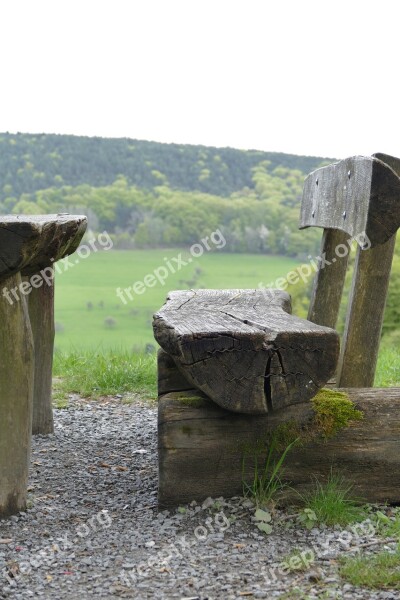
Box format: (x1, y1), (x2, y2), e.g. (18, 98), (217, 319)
(308, 228), (350, 329)
(0, 274), (34, 517)
(337, 234), (397, 387)
(27, 274), (55, 435)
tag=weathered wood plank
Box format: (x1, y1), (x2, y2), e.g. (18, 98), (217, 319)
(0, 274), (34, 517)
(153, 290), (339, 414)
(0, 214), (87, 282)
(307, 228), (350, 329)
(337, 234), (397, 387)
(158, 387), (400, 508)
(300, 155), (400, 246)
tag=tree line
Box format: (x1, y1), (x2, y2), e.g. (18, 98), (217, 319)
(1, 160), (324, 258)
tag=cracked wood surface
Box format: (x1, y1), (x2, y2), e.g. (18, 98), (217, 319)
(158, 387), (400, 508)
(0, 214), (87, 282)
(153, 290), (339, 414)
(300, 154), (400, 247)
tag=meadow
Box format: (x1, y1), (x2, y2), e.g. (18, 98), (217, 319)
(54, 248), (300, 351)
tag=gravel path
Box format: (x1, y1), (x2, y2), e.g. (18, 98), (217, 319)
(1, 396), (399, 600)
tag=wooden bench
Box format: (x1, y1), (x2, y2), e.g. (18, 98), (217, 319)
(155, 153), (400, 508)
(0, 214), (87, 517)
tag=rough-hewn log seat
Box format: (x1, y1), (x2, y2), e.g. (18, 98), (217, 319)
(0, 214), (87, 279)
(153, 289), (339, 415)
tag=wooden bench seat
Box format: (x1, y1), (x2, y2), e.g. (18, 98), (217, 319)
(154, 289), (339, 414)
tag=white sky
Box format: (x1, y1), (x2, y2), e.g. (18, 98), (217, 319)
(0, 0), (399, 159)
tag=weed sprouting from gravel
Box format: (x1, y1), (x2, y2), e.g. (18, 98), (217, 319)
(242, 436), (298, 508)
(300, 471), (366, 526)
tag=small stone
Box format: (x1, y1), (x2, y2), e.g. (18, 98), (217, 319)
(201, 497), (215, 510)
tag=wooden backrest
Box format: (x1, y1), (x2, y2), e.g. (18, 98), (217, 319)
(300, 154), (400, 387)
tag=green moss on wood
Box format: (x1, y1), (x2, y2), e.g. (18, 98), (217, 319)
(312, 388), (363, 438)
(264, 389), (364, 450)
(175, 395), (206, 408)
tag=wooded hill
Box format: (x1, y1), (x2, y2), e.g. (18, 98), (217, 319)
(0, 132), (330, 201)
(0, 132), (333, 258)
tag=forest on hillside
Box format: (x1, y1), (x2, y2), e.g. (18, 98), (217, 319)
(0, 132), (331, 258)
(0, 132), (329, 199)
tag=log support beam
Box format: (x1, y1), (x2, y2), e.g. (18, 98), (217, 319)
(159, 388), (400, 508)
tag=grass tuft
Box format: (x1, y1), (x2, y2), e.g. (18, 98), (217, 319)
(53, 348), (157, 398)
(301, 471), (365, 526)
(242, 436), (298, 508)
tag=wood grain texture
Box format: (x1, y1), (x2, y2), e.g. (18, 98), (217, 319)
(26, 276), (55, 435)
(153, 289), (339, 414)
(0, 274), (34, 517)
(0, 214), (87, 282)
(300, 155), (400, 247)
(337, 234), (397, 387)
(158, 387), (400, 508)
(307, 229), (350, 329)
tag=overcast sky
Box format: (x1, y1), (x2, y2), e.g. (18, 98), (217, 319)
(1, 0), (398, 159)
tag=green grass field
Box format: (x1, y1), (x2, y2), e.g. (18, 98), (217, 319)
(54, 248), (300, 351)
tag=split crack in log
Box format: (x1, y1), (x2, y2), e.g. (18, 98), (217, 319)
(153, 289), (339, 414)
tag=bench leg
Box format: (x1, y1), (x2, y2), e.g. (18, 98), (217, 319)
(26, 275), (55, 435)
(337, 234), (397, 387)
(0, 274), (34, 517)
(308, 228), (350, 329)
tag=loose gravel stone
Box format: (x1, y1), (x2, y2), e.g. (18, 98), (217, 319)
(0, 396), (399, 599)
